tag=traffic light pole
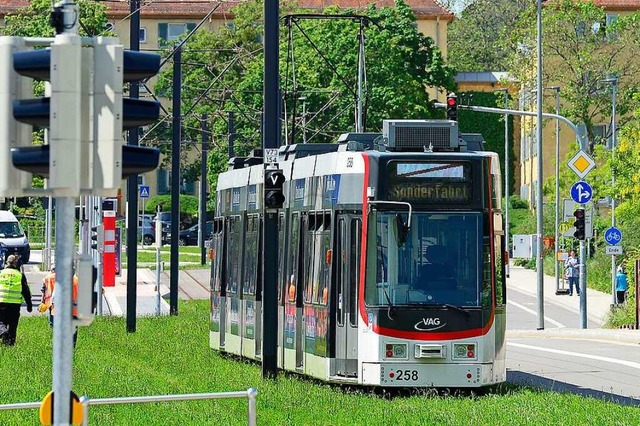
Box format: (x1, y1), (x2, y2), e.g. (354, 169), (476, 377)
(262, 0), (279, 379)
(580, 239), (587, 328)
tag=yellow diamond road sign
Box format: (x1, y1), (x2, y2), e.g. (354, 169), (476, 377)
(568, 150), (596, 179)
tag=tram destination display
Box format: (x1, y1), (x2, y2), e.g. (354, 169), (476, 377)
(387, 161), (472, 203)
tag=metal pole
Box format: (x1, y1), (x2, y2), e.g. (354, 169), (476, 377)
(228, 111), (235, 158)
(552, 87), (560, 294)
(46, 196), (53, 269)
(580, 239), (587, 328)
(53, 197), (75, 425)
(80, 396), (89, 426)
(97, 200), (103, 316)
(497, 88), (510, 276)
(263, 0), (279, 379)
(170, 46), (182, 316)
(199, 114), (208, 265)
(610, 79), (618, 306)
(126, 0), (141, 333)
(355, 23), (364, 132)
(156, 206), (162, 316)
(535, 0), (545, 330)
(300, 97), (307, 144)
(247, 388), (258, 426)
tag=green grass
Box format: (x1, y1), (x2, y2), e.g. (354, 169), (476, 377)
(1, 301), (638, 425)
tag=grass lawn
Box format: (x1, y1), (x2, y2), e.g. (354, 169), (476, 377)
(1, 301), (638, 425)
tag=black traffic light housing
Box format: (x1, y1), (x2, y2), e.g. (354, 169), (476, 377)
(90, 225), (103, 251)
(264, 169), (285, 209)
(573, 208), (586, 240)
(446, 93), (458, 121)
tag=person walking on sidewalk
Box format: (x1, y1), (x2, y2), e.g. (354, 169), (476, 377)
(564, 251), (580, 296)
(616, 266), (629, 304)
(0, 255), (32, 346)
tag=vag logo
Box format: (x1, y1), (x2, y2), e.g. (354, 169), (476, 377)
(414, 317), (446, 331)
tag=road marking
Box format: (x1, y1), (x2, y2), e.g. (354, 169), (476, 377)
(508, 300), (566, 328)
(508, 342), (640, 370)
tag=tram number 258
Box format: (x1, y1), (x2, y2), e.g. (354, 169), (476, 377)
(394, 370), (419, 381)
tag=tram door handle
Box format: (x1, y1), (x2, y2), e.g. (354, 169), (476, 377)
(338, 293), (343, 310)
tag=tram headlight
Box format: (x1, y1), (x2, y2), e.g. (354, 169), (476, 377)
(453, 343), (477, 360)
(384, 343), (407, 359)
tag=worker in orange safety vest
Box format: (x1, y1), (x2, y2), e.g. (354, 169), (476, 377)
(41, 263), (79, 348)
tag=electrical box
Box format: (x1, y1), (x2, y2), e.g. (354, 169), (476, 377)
(512, 234), (538, 259)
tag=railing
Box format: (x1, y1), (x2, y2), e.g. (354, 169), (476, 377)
(0, 388), (258, 426)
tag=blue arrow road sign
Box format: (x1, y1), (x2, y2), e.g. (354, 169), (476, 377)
(570, 181), (593, 204)
(139, 185), (150, 198)
(604, 227), (622, 245)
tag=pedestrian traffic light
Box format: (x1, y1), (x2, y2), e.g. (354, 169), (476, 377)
(0, 37), (35, 197)
(7, 35), (161, 195)
(446, 93), (458, 121)
(264, 169), (286, 209)
(90, 225), (104, 251)
(573, 208), (586, 240)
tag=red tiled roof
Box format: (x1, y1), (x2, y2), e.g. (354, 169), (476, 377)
(0, 0), (453, 20)
(593, 0), (640, 10)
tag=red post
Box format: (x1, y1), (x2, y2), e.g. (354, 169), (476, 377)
(103, 211), (116, 287)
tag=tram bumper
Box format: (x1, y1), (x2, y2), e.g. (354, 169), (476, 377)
(362, 362), (497, 387)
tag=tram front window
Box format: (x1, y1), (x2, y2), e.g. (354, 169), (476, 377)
(367, 211), (482, 307)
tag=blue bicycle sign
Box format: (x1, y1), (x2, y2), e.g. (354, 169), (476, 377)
(604, 227), (622, 246)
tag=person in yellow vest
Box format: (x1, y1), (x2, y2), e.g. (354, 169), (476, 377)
(0, 254), (32, 346)
(41, 263), (79, 347)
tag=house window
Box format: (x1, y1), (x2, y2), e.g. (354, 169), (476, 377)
(606, 14), (618, 41)
(592, 124), (611, 148)
(139, 27), (147, 43)
(158, 23), (196, 46)
(157, 168), (171, 195)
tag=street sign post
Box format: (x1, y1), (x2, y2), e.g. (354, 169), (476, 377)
(570, 181), (593, 204)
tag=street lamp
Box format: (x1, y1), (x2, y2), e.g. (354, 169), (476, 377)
(600, 77), (618, 305)
(535, 0), (545, 330)
(496, 88), (510, 277)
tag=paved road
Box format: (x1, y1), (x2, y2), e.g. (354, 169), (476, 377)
(507, 273), (640, 405)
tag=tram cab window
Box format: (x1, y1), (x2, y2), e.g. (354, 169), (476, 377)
(366, 211), (482, 307)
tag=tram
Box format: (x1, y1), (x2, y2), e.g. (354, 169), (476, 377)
(209, 119), (507, 387)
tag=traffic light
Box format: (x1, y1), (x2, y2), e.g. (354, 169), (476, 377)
(573, 208), (586, 240)
(7, 35), (161, 196)
(91, 225), (104, 251)
(264, 169), (286, 209)
(446, 93), (458, 121)
(0, 37), (35, 197)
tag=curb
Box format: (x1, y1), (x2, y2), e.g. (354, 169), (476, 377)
(507, 328), (640, 345)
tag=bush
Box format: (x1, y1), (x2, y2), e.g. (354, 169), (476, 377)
(510, 195), (529, 209)
(145, 194), (199, 216)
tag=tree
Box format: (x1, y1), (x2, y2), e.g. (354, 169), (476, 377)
(151, 0), (456, 204)
(447, 0), (531, 72)
(1, 0), (108, 37)
(503, 0), (640, 151)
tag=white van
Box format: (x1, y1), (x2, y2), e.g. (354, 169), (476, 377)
(0, 211), (30, 263)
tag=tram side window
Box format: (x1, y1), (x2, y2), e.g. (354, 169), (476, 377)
(316, 213), (331, 306)
(212, 218), (224, 293)
(243, 215), (258, 295)
(481, 237), (492, 307)
(288, 213), (300, 302)
(311, 213), (325, 305)
(303, 214), (315, 304)
(227, 216), (242, 294)
(278, 213), (286, 302)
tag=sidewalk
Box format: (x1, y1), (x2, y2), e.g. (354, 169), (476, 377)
(507, 262), (640, 344)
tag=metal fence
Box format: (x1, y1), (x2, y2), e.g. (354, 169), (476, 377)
(0, 388), (258, 426)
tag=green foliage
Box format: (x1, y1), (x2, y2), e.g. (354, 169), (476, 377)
(447, 0), (530, 72)
(457, 91), (516, 194)
(510, 195), (529, 209)
(1, 0), (108, 37)
(145, 195), (199, 216)
(502, 0), (640, 150)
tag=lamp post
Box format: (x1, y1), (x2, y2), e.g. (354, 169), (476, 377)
(496, 88), (510, 276)
(549, 86), (561, 294)
(535, 0), (545, 330)
(600, 78), (618, 305)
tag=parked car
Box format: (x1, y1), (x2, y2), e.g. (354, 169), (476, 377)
(138, 218), (156, 245)
(0, 211), (30, 263)
(167, 221), (213, 246)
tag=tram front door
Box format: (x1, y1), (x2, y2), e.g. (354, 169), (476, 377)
(334, 216), (361, 378)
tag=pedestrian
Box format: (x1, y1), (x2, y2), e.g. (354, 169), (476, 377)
(0, 254), (32, 346)
(615, 265), (628, 305)
(41, 263), (79, 348)
(564, 250), (580, 296)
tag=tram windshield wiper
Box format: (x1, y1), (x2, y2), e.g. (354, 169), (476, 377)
(383, 288), (395, 320)
(440, 304), (470, 317)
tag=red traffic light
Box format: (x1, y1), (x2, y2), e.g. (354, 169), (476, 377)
(447, 97), (457, 106)
(574, 209), (585, 219)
